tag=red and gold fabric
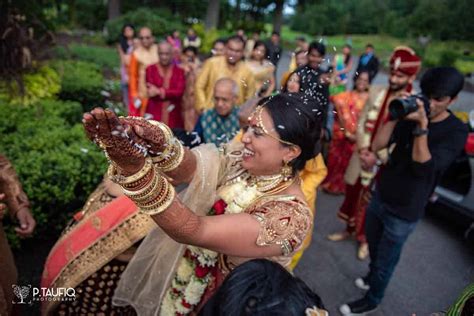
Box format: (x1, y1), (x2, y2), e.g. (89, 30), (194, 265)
(145, 64), (186, 128)
(41, 182), (156, 315)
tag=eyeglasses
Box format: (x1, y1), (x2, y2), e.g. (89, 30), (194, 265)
(139, 36), (151, 40)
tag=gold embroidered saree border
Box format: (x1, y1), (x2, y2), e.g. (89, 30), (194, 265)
(43, 213), (156, 315)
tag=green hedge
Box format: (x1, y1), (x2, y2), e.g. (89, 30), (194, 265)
(105, 8), (185, 44)
(0, 100), (107, 247)
(50, 60), (105, 112)
(0, 66), (61, 106)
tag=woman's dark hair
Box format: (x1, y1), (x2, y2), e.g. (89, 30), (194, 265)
(420, 66), (464, 99)
(119, 24), (135, 53)
(353, 69), (371, 87)
(253, 40), (267, 52)
(198, 259), (324, 316)
(281, 71), (300, 93)
(213, 38), (227, 47)
(182, 45), (198, 55)
(260, 93), (322, 173)
(309, 41), (326, 56)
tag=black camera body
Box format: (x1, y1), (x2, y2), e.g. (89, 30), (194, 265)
(388, 94), (430, 120)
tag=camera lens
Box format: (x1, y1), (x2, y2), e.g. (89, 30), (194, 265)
(389, 99), (408, 120)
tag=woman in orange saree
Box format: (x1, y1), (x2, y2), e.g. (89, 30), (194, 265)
(321, 71), (370, 195)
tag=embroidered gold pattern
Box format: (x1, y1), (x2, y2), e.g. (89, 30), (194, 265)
(246, 196), (311, 256)
(43, 212), (156, 314)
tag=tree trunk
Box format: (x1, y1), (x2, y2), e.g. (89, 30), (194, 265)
(236, 0), (241, 22)
(273, 0), (284, 33)
(108, 0), (121, 21)
(205, 0), (220, 30)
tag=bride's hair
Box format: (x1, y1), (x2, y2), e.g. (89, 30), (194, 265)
(262, 93), (323, 173)
(198, 259), (324, 316)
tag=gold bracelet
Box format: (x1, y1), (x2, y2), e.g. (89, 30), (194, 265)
(152, 139), (184, 172)
(108, 158), (153, 186)
(148, 120), (173, 141)
(139, 180), (176, 215)
(123, 169), (162, 202)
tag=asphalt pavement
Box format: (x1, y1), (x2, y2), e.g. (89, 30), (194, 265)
(294, 191), (474, 315)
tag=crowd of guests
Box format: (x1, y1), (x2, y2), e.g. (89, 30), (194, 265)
(0, 23), (471, 316)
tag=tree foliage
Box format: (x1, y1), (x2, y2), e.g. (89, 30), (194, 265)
(291, 0), (474, 41)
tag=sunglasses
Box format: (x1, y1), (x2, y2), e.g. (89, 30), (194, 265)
(139, 36), (151, 40)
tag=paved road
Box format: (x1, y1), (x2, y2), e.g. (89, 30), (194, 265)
(276, 51), (474, 314)
(294, 191), (474, 315)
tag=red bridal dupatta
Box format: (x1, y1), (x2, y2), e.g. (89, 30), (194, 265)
(41, 191), (156, 315)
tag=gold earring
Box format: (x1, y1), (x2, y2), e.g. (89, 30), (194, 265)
(281, 160), (293, 181)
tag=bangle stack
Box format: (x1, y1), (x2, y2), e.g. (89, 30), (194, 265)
(152, 138), (184, 172)
(148, 121), (185, 172)
(109, 157), (176, 215)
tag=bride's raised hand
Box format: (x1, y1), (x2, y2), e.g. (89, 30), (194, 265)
(83, 108), (146, 175)
(119, 117), (170, 157)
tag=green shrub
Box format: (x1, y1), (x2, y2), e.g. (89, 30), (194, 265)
(50, 60), (105, 112)
(455, 59), (474, 75)
(438, 50), (458, 67)
(68, 43), (120, 71)
(105, 8), (185, 44)
(193, 23), (221, 55)
(0, 66), (61, 106)
(0, 100), (107, 247)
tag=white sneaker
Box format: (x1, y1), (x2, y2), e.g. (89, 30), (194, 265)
(354, 277), (370, 290)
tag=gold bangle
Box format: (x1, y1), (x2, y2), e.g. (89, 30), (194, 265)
(108, 158), (153, 186)
(123, 169), (162, 202)
(152, 139), (184, 172)
(148, 120), (173, 141)
(139, 180), (176, 215)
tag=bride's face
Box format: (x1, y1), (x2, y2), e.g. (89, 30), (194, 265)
(241, 108), (299, 176)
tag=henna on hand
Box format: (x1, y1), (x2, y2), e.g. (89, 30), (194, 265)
(82, 108), (146, 175)
(120, 117), (167, 156)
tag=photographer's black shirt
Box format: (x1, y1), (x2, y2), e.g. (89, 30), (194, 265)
(378, 112), (468, 222)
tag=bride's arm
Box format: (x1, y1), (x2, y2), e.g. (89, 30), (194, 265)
(83, 109), (309, 257)
(152, 197), (310, 258)
(109, 158), (310, 258)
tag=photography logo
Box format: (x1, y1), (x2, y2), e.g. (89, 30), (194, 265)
(12, 285), (32, 304)
(12, 284), (76, 304)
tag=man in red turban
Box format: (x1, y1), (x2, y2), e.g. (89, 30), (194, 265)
(328, 46), (422, 261)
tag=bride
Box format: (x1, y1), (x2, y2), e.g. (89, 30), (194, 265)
(82, 93), (322, 315)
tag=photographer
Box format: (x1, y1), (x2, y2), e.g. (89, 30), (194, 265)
(340, 67), (469, 314)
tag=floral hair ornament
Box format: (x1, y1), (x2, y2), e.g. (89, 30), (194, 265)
(248, 105), (296, 147)
(305, 306), (329, 316)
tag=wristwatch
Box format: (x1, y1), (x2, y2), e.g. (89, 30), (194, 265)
(412, 126), (429, 137)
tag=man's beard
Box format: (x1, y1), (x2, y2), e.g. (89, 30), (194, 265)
(389, 81), (407, 92)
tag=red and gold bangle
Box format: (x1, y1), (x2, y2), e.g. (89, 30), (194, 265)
(152, 139), (184, 172)
(108, 158), (153, 187)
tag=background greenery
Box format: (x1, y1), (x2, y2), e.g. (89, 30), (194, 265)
(0, 100), (107, 247)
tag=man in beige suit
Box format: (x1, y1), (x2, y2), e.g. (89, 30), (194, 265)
(327, 47), (421, 260)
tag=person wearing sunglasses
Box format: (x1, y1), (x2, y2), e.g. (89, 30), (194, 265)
(128, 27), (158, 116)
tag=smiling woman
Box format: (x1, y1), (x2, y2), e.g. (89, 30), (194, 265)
(82, 93), (323, 315)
